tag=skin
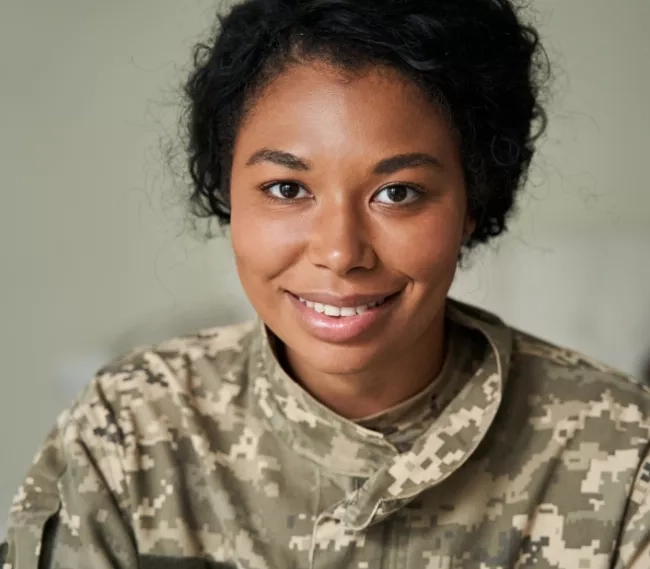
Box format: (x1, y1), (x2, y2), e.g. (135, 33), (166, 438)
(230, 62), (474, 419)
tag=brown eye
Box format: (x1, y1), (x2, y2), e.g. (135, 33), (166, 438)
(387, 186), (408, 202)
(373, 184), (421, 205)
(264, 182), (311, 200)
(279, 183), (299, 198)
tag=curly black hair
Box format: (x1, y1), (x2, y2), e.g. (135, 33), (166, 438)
(183, 0), (549, 248)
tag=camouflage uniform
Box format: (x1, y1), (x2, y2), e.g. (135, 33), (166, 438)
(3, 299), (650, 568)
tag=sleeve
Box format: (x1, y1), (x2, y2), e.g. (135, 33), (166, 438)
(1, 402), (139, 569)
(614, 450), (650, 568)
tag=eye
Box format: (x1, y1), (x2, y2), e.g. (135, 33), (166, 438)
(373, 184), (422, 205)
(263, 182), (311, 200)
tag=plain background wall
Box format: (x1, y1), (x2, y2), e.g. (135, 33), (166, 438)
(1, 0), (649, 531)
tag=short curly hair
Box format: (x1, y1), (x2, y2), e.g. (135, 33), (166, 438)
(183, 0), (549, 248)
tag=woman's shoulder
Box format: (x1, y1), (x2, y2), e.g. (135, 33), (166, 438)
(61, 320), (262, 450)
(450, 299), (650, 421)
(96, 319), (258, 395)
(4, 320), (264, 566)
(101, 319), (258, 374)
(512, 328), (646, 387)
(510, 327), (650, 420)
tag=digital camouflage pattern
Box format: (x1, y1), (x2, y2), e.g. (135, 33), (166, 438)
(3, 299), (650, 568)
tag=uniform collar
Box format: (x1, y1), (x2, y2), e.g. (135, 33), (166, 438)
(251, 321), (395, 477)
(249, 298), (512, 522)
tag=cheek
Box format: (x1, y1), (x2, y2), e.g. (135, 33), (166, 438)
(377, 208), (464, 283)
(230, 201), (305, 284)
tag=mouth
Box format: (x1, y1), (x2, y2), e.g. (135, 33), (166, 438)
(287, 290), (402, 318)
(285, 289), (403, 343)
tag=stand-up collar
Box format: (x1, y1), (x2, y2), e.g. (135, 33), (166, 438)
(250, 298), (513, 524)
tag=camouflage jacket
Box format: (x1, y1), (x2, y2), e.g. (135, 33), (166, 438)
(3, 300), (650, 569)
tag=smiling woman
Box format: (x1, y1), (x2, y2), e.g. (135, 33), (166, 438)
(230, 63), (472, 418)
(3, 1), (650, 568)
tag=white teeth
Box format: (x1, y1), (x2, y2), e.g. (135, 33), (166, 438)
(324, 305), (339, 317)
(297, 296), (386, 317)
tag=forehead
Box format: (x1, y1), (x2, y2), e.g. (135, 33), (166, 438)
(235, 62), (455, 159)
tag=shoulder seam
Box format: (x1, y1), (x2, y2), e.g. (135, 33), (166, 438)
(515, 340), (650, 395)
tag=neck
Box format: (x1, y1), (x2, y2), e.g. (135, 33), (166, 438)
(284, 316), (447, 420)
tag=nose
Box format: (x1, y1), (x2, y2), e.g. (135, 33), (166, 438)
(306, 200), (377, 275)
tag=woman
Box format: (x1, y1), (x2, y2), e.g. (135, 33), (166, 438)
(3, 0), (650, 567)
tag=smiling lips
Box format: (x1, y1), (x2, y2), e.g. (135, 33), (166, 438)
(296, 296), (388, 317)
(290, 291), (396, 316)
(287, 289), (401, 342)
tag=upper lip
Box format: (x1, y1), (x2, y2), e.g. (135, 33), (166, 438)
(288, 290), (400, 307)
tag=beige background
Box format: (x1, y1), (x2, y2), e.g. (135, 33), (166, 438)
(1, 0), (649, 529)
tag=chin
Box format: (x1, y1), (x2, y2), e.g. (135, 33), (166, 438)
(297, 340), (385, 376)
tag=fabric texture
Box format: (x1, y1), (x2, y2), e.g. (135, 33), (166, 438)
(3, 299), (650, 569)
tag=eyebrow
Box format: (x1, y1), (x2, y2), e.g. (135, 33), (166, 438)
(245, 149), (444, 174)
(246, 149), (310, 171)
(373, 153), (444, 175)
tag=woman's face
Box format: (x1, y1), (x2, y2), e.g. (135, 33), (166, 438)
(230, 62), (473, 376)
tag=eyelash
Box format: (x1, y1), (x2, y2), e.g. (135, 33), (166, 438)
(259, 181), (427, 205)
(260, 180), (311, 204)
